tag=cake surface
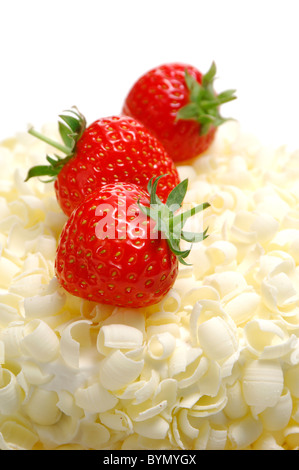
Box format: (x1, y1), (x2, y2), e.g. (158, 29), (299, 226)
(1, 121), (299, 450)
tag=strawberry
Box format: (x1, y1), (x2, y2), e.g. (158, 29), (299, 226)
(55, 176), (209, 308)
(25, 108), (180, 216)
(122, 62), (237, 162)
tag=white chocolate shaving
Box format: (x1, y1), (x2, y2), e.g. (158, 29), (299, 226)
(0, 420), (39, 450)
(259, 389), (292, 431)
(147, 332), (176, 360)
(97, 324), (144, 355)
(74, 381), (118, 413)
(78, 421), (110, 450)
(196, 316), (238, 360)
(23, 387), (61, 425)
(133, 416), (169, 440)
(224, 292), (260, 325)
(244, 319), (298, 359)
(34, 414), (79, 449)
(59, 320), (92, 369)
(99, 350), (144, 391)
(0, 323), (24, 358)
(24, 291), (66, 319)
(0, 368), (21, 415)
(206, 428), (228, 450)
(21, 361), (53, 386)
(224, 380), (248, 420)
(229, 415), (263, 449)
(133, 370), (160, 404)
(242, 360), (284, 410)
(99, 409), (133, 433)
(21, 319), (59, 363)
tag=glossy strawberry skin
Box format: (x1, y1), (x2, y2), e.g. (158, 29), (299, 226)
(122, 63), (216, 162)
(55, 183), (179, 308)
(54, 116), (180, 217)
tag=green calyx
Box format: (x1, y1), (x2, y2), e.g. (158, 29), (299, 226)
(25, 107), (86, 182)
(138, 175), (210, 265)
(176, 61), (237, 136)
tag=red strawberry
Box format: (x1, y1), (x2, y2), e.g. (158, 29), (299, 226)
(122, 62), (236, 162)
(55, 177), (209, 308)
(25, 108), (180, 216)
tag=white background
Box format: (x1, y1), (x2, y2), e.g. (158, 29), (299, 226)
(1, 0), (299, 150)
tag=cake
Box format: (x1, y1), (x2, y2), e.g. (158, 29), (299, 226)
(1, 120), (299, 450)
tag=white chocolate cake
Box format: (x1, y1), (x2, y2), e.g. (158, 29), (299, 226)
(1, 121), (299, 450)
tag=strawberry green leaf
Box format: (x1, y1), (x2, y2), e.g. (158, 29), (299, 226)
(24, 164), (58, 182)
(216, 89), (237, 105)
(59, 121), (74, 148)
(166, 178), (188, 209)
(185, 71), (203, 102)
(177, 62), (237, 136)
(58, 107), (86, 151)
(202, 61), (217, 87)
(176, 103), (200, 121)
(149, 174), (164, 205)
(173, 201), (210, 228)
(139, 175), (210, 265)
(167, 237), (191, 259)
(181, 227), (209, 243)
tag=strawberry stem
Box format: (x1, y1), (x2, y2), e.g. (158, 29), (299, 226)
(28, 127), (71, 154)
(25, 107), (86, 183)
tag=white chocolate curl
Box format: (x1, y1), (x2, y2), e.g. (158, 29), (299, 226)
(21, 319), (59, 363)
(75, 382), (118, 413)
(23, 387), (61, 425)
(0, 368), (21, 415)
(242, 360), (284, 411)
(99, 350), (144, 391)
(97, 324), (144, 355)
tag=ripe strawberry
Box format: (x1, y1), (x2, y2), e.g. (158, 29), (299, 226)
(55, 177), (209, 308)
(25, 108), (180, 216)
(122, 62), (236, 162)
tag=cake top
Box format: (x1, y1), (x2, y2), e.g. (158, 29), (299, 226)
(1, 120), (299, 449)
